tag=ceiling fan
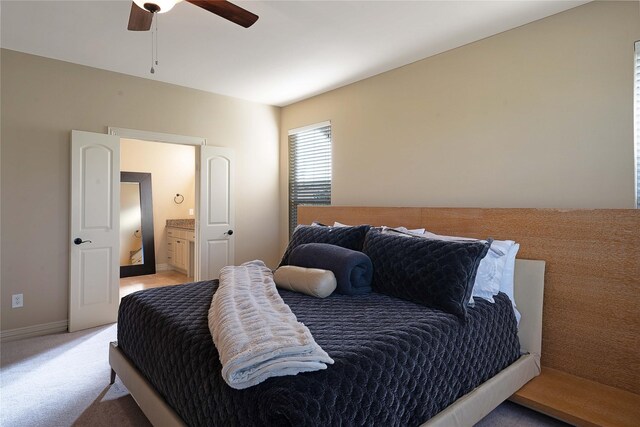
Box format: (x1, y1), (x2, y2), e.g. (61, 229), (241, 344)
(127, 0), (259, 31)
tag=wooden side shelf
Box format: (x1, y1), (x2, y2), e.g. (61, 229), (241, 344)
(511, 367), (640, 427)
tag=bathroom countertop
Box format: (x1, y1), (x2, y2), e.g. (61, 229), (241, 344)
(166, 219), (195, 230)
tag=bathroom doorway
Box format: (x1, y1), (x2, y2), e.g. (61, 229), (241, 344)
(119, 138), (196, 299)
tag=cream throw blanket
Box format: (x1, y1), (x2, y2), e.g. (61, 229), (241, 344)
(208, 260), (334, 390)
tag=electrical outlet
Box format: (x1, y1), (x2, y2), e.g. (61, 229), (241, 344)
(12, 294), (23, 308)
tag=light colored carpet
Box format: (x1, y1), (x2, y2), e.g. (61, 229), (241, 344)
(0, 324), (568, 426)
(1, 325), (149, 427)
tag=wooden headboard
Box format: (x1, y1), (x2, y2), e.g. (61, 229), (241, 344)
(298, 206), (640, 394)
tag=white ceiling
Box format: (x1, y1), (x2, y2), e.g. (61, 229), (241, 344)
(1, 0), (589, 107)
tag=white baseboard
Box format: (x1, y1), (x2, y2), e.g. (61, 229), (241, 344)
(155, 263), (170, 271)
(1, 319), (68, 342)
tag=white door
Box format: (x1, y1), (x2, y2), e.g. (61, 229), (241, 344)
(197, 146), (235, 280)
(70, 130), (120, 332)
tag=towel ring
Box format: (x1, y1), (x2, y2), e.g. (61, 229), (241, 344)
(174, 193), (184, 204)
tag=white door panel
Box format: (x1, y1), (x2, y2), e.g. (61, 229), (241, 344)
(198, 146), (234, 280)
(206, 240), (230, 278)
(80, 248), (112, 305)
(81, 146), (113, 228)
(70, 130), (120, 332)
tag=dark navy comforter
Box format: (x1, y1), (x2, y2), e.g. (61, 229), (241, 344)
(117, 281), (520, 426)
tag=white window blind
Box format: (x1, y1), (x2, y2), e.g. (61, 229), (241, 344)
(635, 41), (640, 208)
(288, 121), (332, 236)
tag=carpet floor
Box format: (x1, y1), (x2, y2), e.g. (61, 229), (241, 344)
(0, 324), (568, 426)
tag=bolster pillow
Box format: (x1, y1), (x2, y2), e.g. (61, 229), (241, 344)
(288, 243), (373, 295)
(273, 266), (337, 298)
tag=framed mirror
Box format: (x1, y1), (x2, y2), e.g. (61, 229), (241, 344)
(120, 172), (156, 278)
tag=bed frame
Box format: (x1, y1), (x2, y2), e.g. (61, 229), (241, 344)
(110, 206), (549, 426)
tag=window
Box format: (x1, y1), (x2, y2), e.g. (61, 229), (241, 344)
(635, 41), (640, 207)
(288, 121), (332, 235)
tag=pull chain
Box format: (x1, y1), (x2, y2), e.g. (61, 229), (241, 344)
(155, 13), (159, 67)
(150, 13), (159, 74)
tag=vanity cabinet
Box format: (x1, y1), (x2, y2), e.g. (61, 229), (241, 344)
(167, 227), (196, 276)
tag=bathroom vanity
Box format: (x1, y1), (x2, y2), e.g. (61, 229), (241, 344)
(166, 219), (195, 278)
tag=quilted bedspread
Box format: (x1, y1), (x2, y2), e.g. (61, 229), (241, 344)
(117, 281), (520, 426)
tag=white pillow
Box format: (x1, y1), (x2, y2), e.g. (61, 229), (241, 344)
(379, 225), (426, 235)
(499, 243), (521, 323)
(335, 222), (425, 235)
(274, 266), (337, 298)
(471, 239), (513, 303)
(422, 231), (514, 304)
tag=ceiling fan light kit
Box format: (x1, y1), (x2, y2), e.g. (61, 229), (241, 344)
(128, 0), (258, 31)
(133, 0), (181, 14)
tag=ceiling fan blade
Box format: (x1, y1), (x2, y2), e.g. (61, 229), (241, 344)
(186, 0), (259, 28)
(128, 2), (153, 31)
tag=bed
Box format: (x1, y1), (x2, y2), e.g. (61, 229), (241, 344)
(109, 210), (545, 426)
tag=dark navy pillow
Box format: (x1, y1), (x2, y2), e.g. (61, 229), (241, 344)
(362, 229), (490, 320)
(279, 224), (371, 267)
(289, 243), (373, 295)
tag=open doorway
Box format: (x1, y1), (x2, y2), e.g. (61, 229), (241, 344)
(70, 128), (235, 332)
(118, 138), (196, 299)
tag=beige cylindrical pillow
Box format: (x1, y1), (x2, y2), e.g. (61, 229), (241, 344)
(274, 266), (337, 298)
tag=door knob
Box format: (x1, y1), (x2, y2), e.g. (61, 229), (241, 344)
(225, 230), (234, 236)
(73, 238), (92, 245)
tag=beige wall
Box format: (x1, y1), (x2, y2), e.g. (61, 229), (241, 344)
(120, 138), (196, 267)
(1, 50), (281, 331)
(280, 1), (640, 249)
